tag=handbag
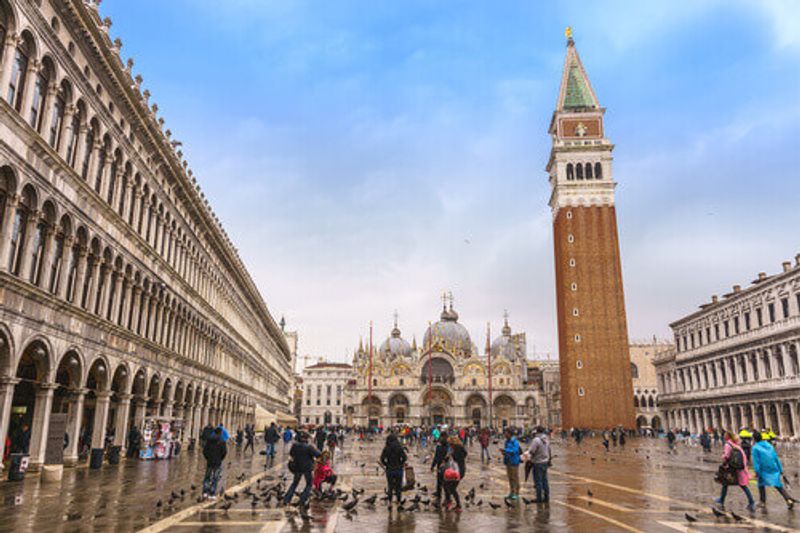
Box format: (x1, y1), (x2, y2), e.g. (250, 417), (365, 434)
(714, 463), (737, 486)
(403, 464), (416, 490)
(443, 458), (461, 481)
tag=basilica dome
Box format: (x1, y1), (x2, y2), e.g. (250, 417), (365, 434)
(423, 304), (473, 357)
(491, 317), (522, 360)
(379, 322), (413, 360)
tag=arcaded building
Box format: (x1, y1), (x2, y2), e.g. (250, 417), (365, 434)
(0, 0), (292, 469)
(547, 31), (635, 430)
(343, 298), (553, 429)
(656, 257), (800, 437)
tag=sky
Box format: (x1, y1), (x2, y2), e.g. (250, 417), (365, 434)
(102, 0), (800, 367)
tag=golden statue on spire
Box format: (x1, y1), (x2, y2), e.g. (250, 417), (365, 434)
(565, 26), (574, 45)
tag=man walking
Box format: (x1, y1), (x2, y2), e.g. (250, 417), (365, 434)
(282, 432), (320, 508)
(528, 427), (551, 504)
(478, 428), (490, 464)
(202, 427), (227, 500)
(265, 422), (280, 464)
(502, 428), (522, 500)
(244, 424), (255, 453)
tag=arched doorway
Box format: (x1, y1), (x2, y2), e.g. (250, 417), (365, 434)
(493, 395), (516, 428)
(54, 350), (83, 464)
(389, 394), (409, 424)
(651, 415), (662, 431)
(465, 394), (487, 427)
(420, 357), (455, 386)
(362, 397), (382, 429)
(83, 357), (110, 465)
(109, 364), (130, 449)
(7, 340), (52, 466)
(422, 388), (453, 427)
(636, 415), (648, 429)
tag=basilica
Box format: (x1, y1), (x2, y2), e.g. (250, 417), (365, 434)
(343, 297), (556, 429)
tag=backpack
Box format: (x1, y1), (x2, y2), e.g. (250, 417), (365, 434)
(443, 457), (461, 481)
(728, 447), (745, 471)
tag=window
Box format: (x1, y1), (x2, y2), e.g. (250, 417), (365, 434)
(7, 42), (30, 110)
(49, 86), (66, 148)
(594, 162), (602, 179)
(733, 316), (739, 335)
(585, 163), (593, 179)
(756, 308), (763, 327)
(399, 379), (404, 386)
(306, 399), (310, 406)
(574, 334), (581, 342)
(768, 303), (775, 323)
(566, 163), (574, 181)
(744, 312), (751, 331)
(576, 164), (584, 180)
(705, 327), (711, 343)
(566, 210), (573, 219)
(471, 378), (477, 386)
(571, 282), (577, 291)
(372, 379), (377, 386)
(630, 363), (639, 379)
(576, 360), (583, 369)
(723, 321), (730, 337)
(29, 65), (49, 130)
(572, 308), (579, 316)
(577, 387), (585, 397)
(781, 298), (789, 319)
(567, 234), (574, 243)
(569, 258), (576, 267)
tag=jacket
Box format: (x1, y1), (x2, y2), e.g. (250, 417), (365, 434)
(722, 441), (750, 486)
(528, 434), (550, 465)
(503, 437), (521, 466)
(381, 442), (408, 471)
(203, 435), (228, 468)
(265, 426), (280, 444)
(312, 461), (333, 490)
(289, 441), (321, 473)
(751, 441), (783, 488)
(451, 444), (467, 477)
(478, 432), (490, 448)
(431, 442), (449, 470)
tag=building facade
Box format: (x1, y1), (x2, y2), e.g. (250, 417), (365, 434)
(0, 0), (292, 469)
(655, 256), (800, 438)
(300, 361), (352, 426)
(630, 339), (672, 431)
(547, 31), (635, 429)
(343, 298), (551, 429)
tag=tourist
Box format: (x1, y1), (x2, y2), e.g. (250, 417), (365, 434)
(202, 427), (227, 501)
(431, 434), (449, 502)
(326, 430), (338, 463)
(667, 429), (676, 451)
(601, 428), (610, 451)
(282, 431), (320, 507)
(282, 426), (293, 452)
(380, 433), (407, 506)
(751, 432), (796, 509)
(739, 429), (753, 461)
(200, 424), (213, 448)
(235, 427), (243, 447)
(449, 435), (467, 480)
(312, 450), (337, 495)
(265, 422), (280, 461)
(528, 426), (551, 504)
(244, 425), (255, 453)
(714, 431), (755, 511)
(126, 425), (141, 458)
(218, 423), (230, 443)
(618, 429), (626, 448)
(478, 428), (490, 464)
(442, 444), (462, 512)
(315, 426), (326, 451)
(502, 428), (522, 500)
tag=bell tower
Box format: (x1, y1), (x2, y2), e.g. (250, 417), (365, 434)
(547, 28), (635, 429)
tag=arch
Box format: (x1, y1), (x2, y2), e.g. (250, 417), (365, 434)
(110, 362), (130, 393)
(630, 362), (639, 379)
(85, 355), (110, 391)
(0, 0), (18, 38)
(0, 322), (15, 378)
(420, 357), (455, 386)
(585, 162), (593, 179)
(594, 162), (602, 179)
(636, 415), (649, 429)
(8, 29), (37, 111)
(575, 163), (584, 180)
(634, 395), (640, 408)
(566, 163), (574, 181)
(17, 335), (53, 382)
(54, 348), (84, 389)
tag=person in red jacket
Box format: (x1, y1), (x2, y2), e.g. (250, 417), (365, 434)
(312, 450), (337, 494)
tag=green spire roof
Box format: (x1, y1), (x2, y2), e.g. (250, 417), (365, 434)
(563, 61), (595, 109)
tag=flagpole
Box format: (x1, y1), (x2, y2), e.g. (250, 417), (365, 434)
(486, 322), (493, 430)
(368, 321), (373, 404)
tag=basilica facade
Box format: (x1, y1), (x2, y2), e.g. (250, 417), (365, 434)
(343, 299), (550, 429)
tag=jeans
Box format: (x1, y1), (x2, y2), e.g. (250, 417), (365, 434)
(244, 439), (254, 452)
(481, 446), (490, 463)
(444, 479), (461, 507)
(758, 485), (793, 503)
(533, 463), (549, 502)
(719, 484), (755, 507)
(203, 465), (223, 496)
(386, 468), (403, 502)
(266, 442), (275, 457)
(283, 471), (313, 504)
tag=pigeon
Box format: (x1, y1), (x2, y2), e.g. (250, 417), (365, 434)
(685, 513), (698, 523)
(488, 502), (500, 510)
(191, 484), (197, 491)
(220, 501), (232, 511)
(364, 494), (377, 505)
(587, 489), (593, 498)
(503, 497), (513, 508)
(155, 500), (163, 509)
(407, 502), (420, 512)
(171, 491), (180, 500)
(342, 498), (359, 511)
(476, 499), (483, 507)
(711, 507), (725, 518)
(522, 497), (533, 505)
(730, 512), (744, 522)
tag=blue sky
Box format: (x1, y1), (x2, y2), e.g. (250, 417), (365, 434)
(103, 1), (800, 365)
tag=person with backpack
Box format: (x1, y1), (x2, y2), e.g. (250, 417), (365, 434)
(264, 422), (280, 463)
(202, 427), (228, 500)
(380, 433), (407, 506)
(714, 431), (755, 511)
(502, 428), (522, 500)
(528, 426), (551, 504)
(282, 432), (321, 507)
(751, 432), (796, 509)
(430, 434), (449, 503)
(442, 438), (464, 512)
(282, 427), (293, 452)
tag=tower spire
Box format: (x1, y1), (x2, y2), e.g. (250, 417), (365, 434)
(555, 31), (599, 112)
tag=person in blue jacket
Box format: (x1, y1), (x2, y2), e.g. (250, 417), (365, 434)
(751, 432), (796, 509)
(503, 428), (522, 500)
(217, 423), (230, 443)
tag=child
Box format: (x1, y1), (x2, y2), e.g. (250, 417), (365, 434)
(312, 450), (337, 494)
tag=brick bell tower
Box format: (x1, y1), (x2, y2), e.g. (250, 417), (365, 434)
(547, 28), (635, 430)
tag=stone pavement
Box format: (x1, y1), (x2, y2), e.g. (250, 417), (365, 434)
(1, 436), (799, 532)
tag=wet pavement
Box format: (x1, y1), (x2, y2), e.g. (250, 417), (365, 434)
(1, 437), (799, 532)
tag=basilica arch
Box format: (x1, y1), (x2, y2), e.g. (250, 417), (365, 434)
(388, 393), (410, 424)
(493, 394), (516, 428)
(421, 387), (454, 427)
(465, 393), (488, 427)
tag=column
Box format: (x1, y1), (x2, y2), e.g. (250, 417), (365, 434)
(16, 210), (40, 278)
(83, 258), (99, 310)
(72, 124), (88, 173)
(58, 105), (76, 160)
(129, 286), (141, 331)
(96, 265), (110, 318)
(39, 83), (58, 141)
(0, 378), (20, 462)
(64, 388), (87, 465)
(0, 33), (18, 97)
(133, 397), (147, 428)
(788, 402), (799, 439)
(779, 344), (791, 378)
(0, 195), (19, 271)
(772, 402), (782, 435)
(162, 400), (173, 418)
(98, 159), (113, 200)
(36, 228), (56, 288)
(119, 278), (133, 327)
(90, 391), (112, 450)
(113, 393), (132, 448)
(109, 271), (124, 323)
(85, 141), (102, 186)
(28, 383), (57, 468)
(19, 60), (40, 122)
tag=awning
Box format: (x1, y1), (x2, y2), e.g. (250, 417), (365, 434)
(277, 412), (298, 428)
(254, 404), (276, 430)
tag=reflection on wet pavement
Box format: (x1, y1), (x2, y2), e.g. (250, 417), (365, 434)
(1, 437), (799, 532)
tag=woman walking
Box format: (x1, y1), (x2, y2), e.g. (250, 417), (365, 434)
(380, 433), (407, 507)
(714, 431), (755, 511)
